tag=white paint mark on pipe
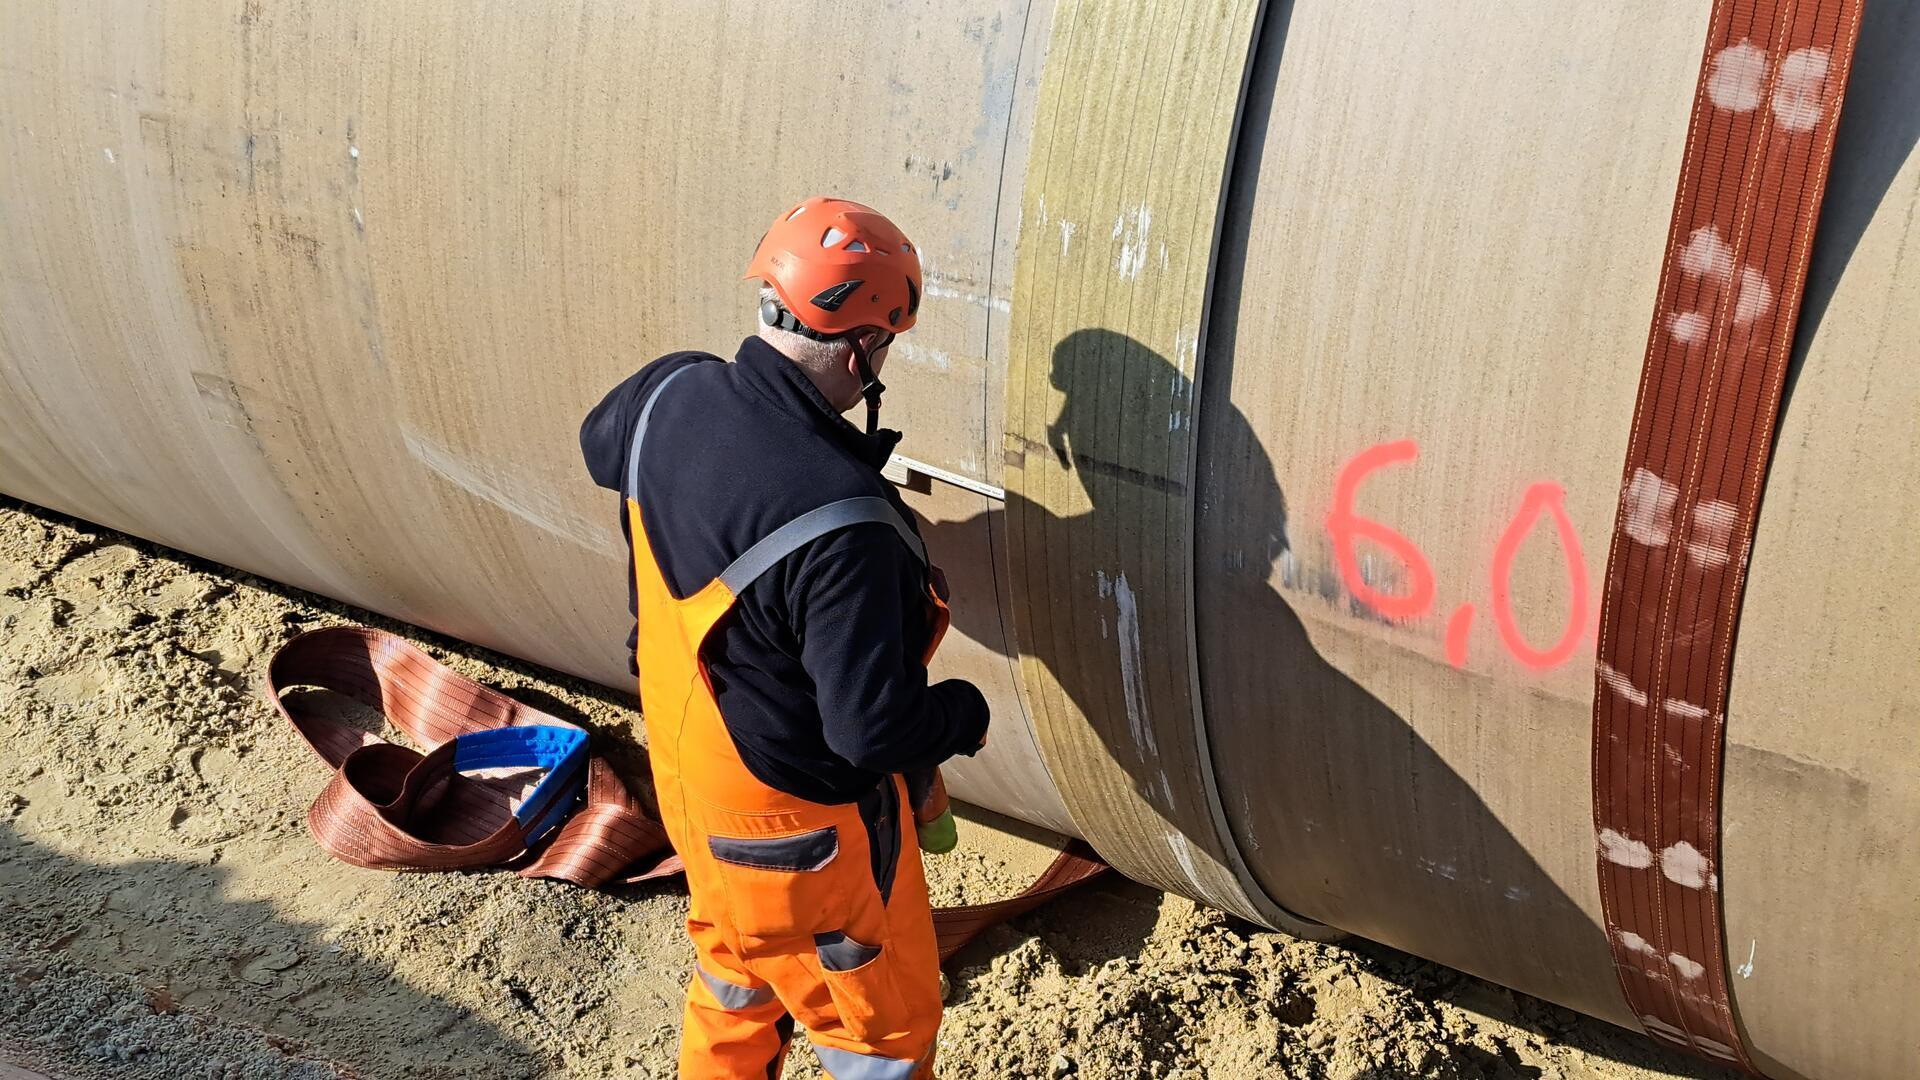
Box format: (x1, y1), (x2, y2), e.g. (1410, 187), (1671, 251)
(1621, 468), (1679, 547)
(1679, 225), (1736, 285)
(922, 283), (1012, 313)
(921, 270), (1011, 313)
(1686, 499), (1739, 569)
(1663, 698), (1711, 722)
(102, 147), (116, 164)
(1666, 311), (1709, 345)
(893, 342), (951, 372)
(1059, 219), (1077, 255)
(1114, 203), (1153, 281)
(1170, 326), (1199, 376)
(1735, 940), (1755, 978)
(1771, 47), (1832, 132)
(1660, 841), (1717, 890)
(1733, 267), (1774, 325)
(1706, 41), (1768, 114)
(1166, 832), (1201, 888)
(1597, 663), (1649, 708)
(1668, 953), (1706, 980)
(1617, 930), (1660, 958)
(1113, 572), (1156, 756)
(402, 427), (623, 557)
(1599, 828), (1653, 868)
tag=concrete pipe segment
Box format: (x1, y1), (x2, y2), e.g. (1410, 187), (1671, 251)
(3, 2), (1915, 1077)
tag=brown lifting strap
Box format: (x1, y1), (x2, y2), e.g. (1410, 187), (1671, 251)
(1591, 0), (1863, 1071)
(269, 627), (681, 887)
(268, 626), (1107, 960)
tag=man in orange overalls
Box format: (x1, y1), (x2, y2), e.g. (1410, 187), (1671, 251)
(580, 197), (989, 1079)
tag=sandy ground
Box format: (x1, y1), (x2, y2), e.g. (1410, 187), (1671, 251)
(0, 497), (1728, 1080)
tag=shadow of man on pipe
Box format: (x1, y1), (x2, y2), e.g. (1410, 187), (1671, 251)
(923, 329), (1725, 1077)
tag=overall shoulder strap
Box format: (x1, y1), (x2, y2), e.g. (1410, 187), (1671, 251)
(718, 497), (924, 598)
(623, 363), (922, 596)
(624, 364), (696, 503)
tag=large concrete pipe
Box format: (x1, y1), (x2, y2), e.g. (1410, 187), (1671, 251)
(2, 2), (1914, 1078)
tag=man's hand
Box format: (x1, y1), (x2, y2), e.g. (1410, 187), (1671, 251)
(907, 768), (959, 855)
(917, 808), (958, 855)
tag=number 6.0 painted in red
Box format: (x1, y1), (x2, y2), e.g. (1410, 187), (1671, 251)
(1489, 482), (1589, 671)
(1326, 440), (1436, 621)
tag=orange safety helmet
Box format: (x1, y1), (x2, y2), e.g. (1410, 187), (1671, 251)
(744, 196), (922, 338)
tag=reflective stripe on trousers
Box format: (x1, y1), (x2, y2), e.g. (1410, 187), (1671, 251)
(811, 1042), (926, 1080)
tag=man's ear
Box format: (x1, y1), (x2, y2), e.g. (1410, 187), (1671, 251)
(844, 332), (878, 369)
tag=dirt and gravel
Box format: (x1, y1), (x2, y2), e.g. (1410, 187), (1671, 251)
(0, 496), (1724, 1079)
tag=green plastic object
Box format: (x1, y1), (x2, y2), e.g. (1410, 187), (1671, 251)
(917, 808), (959, 854)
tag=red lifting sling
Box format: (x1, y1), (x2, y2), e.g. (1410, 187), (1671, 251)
(267, 625), (1105, 960)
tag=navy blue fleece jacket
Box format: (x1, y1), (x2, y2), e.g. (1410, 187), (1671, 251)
(579, 337), (988, 804)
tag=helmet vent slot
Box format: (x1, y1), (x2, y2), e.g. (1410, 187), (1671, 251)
(810, 280), (863, 312)
(822, 226), (847, 247)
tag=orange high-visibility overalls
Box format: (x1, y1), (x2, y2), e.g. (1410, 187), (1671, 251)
(624, 368), (948, 1079)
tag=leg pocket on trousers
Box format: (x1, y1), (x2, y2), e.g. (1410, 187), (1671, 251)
(704, 825), (843, 938)
(811, 930), (911, 1044)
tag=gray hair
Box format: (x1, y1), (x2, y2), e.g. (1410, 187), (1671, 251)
(758, 287), (850, 370)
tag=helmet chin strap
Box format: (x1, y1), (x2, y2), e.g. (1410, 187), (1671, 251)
(850, 335), (887, 436)
(761, 298), (892, 435)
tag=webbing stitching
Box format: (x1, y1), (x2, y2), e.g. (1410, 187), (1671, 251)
(1591, 0), (1863, 1069)
(1644, 4), (1791, 1054)
(1592, 2), (1725, 1024)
